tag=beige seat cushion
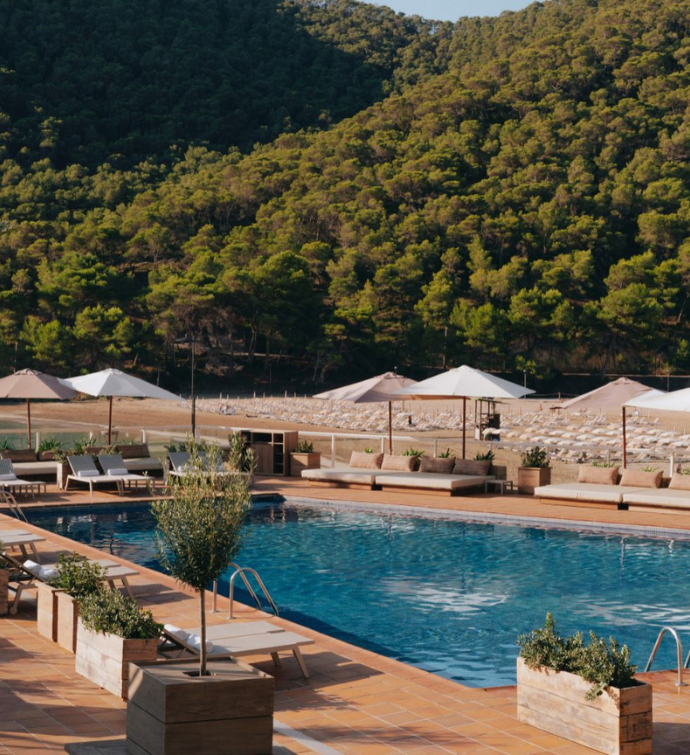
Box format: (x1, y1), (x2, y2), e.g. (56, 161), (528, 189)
(349, 451), (383, 469)
(302, 469), (378, 484)
(453, 459), (491, 475)
(623, 489), (690, 508)
(376, 473), (493, 490)
(12, 461), (59, 476)
(669, 474), (690, 491)
(619, 469), (662, 488)
(381, 454), (416, 472)
(1, 449), (38, 463)
(578, 466), (619, 485)
(116, 443), (151, 459)
(535, 483), (625, 504)
(124, 458), (163, 472)
(418, 456), (455, 474)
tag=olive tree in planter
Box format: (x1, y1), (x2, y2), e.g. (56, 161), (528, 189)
(127, 443), (273, 755)
(517, 446), (551, 494)
(75, 587), (161, 699)
(517, 614), (652, 755)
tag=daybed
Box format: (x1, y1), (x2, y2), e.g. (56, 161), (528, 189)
(535, 466), (690, 512)
(0, 449), (59, 479)
(86, 443), (164, 477)
(302, 452), (495, 496)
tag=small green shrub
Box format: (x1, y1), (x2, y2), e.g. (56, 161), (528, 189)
(521, 446), (550, 468)
(518, 613), (638, 700)
(364, 447), (374, 453)
(0, 438), (13, 451)
(227, 433), (255, 473)
(38, 437), (64, 453)
(79, 587), (163, 639)
(438, 448), (453, 458)
(678, 468), (690, 475)
(591, 461), (616, 468)
(295, 439), (314, 453)
(642, 466), (659, 473)
(50, 553), (106, 598)
(475, 449), (495, 462)
(403, 448), (424, 459)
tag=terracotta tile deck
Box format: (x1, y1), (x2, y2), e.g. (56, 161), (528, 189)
(2, 480), (690, 753)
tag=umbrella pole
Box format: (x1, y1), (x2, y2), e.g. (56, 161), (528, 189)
(388, 402), (393, 454)
(108, 395), (113, 445)
(462, 396), (467, 459)
(622, 406), (627, 468)
(26, 398), (31, 449)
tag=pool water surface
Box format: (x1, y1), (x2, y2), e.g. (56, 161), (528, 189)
(25, 500), (690, 687)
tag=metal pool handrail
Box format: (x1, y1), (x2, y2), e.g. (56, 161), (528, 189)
(645, 626), (687, 687)
(210, 563), (279, 619)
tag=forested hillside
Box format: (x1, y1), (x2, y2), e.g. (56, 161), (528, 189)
(1, 0), (689, 387)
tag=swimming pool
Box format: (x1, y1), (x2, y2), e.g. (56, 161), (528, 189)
(25, 500), (690, 687)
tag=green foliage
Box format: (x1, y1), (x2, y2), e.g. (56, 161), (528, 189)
(642, 466), (659, 473)
(227, 433), (256, 474)
(475, 449), (495, 462)
(50, 553), (106, 599)
(151, 442), (252, 674)
(518, 613), (638, 700)
(79, 587), (162, 639)
(403, 448), (424, 458)
(591, 461), (617, 468)
(0, 438), (13, 451)
(438, 448), (452, 458)
(295, 439), (314, 453)
(521, 447), (550, 469)
(37, 437), (64, 453)
(677, 468), (690, 476)
(364, 447), (375, 453)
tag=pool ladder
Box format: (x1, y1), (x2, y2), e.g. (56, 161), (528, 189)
(645, 626), (689, 687)
(210, 562), (279, 619)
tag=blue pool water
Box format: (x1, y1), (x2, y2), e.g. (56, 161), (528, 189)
(25, 501), (690, 687)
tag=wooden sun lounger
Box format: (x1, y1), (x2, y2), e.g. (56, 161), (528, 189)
(161, 620), (314, 678)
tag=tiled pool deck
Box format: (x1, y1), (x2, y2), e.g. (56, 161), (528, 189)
(2, 481), (690, 754)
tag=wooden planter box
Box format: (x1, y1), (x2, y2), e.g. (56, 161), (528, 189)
(0, 569), (8, 616)
(126, 658), (274, 755)
(56, 462), (70, 490)
(290, 452), (321, 476)
(37, 581), (61, 641)
(517, 658), (652, 755)
(56, 592), (79, 653)
(517, 466), (551, 494)
(75, 621), (158, 699)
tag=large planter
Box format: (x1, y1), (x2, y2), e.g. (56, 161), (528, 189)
(126, 658), (274, 755)
(56, 462), (70, 490)
(290, 451), (321, 477)
(37, 581), (61, 641)
(56, 592), (79, 653)
(517, 466), (551, 494)
(0, 569), (8, 615)
(75, 620), (158, 699)
(517, 657), (652, 755)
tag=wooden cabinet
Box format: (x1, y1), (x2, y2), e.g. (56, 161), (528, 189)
(238, 430), (298, 476)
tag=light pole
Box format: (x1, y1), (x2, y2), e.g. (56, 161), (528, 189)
(523, 370), (527, 388)
(175, 334), (196, 436)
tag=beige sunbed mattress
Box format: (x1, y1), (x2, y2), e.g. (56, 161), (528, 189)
(622, 489), (690, 508)
(302, 468), (380, 484)
(375, 473), (493, 490)
(535, 482), (626, 503)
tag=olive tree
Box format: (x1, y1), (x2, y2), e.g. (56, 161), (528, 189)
(151, 440), (253, 676)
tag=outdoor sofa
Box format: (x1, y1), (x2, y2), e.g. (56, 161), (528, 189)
(302, 452), (495, 496)
(0, 449), (60, 479)
(535, 466), (690, 512)
(86, 443), (164, 477)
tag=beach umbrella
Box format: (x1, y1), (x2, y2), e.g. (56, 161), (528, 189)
(0, 368), (78, 448)
(555, 377), (662, 413)
(61, 368), (181, 444)
(314, 371), (417, 453)
(393, 365), (535, 458)
(622, 387), (687, 467)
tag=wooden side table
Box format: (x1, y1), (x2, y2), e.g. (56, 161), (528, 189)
(484, 479), (514, 495)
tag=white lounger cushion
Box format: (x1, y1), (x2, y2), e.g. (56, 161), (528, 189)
(124, 458), (163, 471)
(0, 473), (17, 480)
(302, 469), (379, 484)
(376, 473), (493, 490)
(186, 633), (213, 651)
(534, 483), (645, 504)
(164, 624), (189, 641)
(76, 470), (99, 477)
(622, 489), (690, 508)
(107, 468), (129, 476)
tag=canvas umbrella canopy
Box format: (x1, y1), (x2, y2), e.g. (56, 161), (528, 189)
(555, 377), (661, 413)
(0, 369), (78, 448)
(393, 365), (535, 458)
(314, 372), (417, 453)
(621, 387), (688, 467)
(61, 368), (181, 444)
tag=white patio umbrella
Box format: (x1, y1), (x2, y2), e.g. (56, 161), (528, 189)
(622, 387), (686, 467)
(0, 369), (78, 448)
(61, 368), (181, 444)
(314, 371), (417, 453)
(393, 365), (535, 458)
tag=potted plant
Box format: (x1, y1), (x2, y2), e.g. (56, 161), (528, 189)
(75, 587), (161, 699)
(128, 443), (273, 755)
(517, 446), (551, 494)
(517, 614), (652, 754)
(48, 553), (105, 652)
(403, 447), (424, 470)
(290, 439), (321, 476)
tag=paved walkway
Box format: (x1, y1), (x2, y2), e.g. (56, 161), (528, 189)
(2, 482), (690, 753)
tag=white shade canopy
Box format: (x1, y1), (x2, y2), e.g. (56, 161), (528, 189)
(314, 372), (417, 404)
(625, 387), (690, 412)
(393, 365), (535, 400)
(61, 368), (180, 401)
(557, 378), (662, 412)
